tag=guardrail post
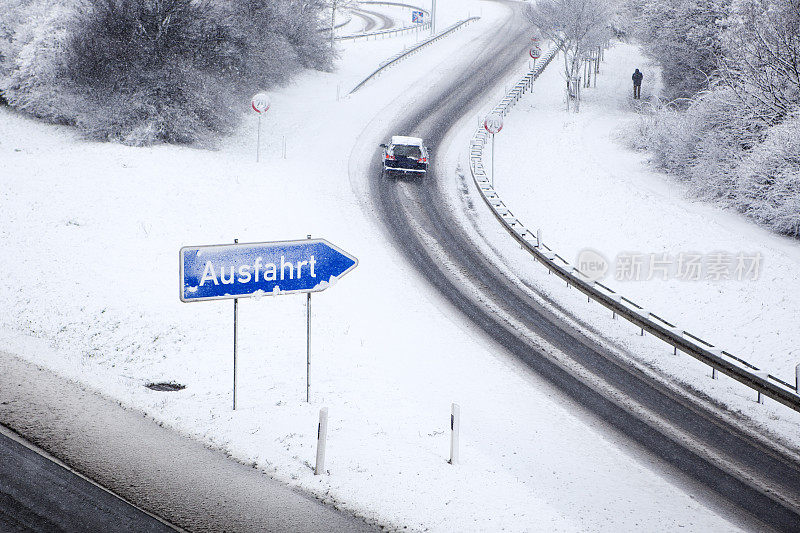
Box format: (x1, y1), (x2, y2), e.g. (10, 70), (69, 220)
(449, 403), (460, 465)
(755, 372), (769, 404)
(709, 349), (723, 379)
(315, 407), (329, 475)
(795, 363), (800, 394)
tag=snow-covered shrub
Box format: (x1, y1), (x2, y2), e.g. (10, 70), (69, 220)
(0, 0), (31, 71)
(0, 2), (83, 124)
(626, 101), (701, 179)
(682, 86), (769, 201)
(627, 0), (800, 237)
(629, 87), (799, 236)
(733, 113), (800, 236)
(66, 0), (248, 145)
(1, 0), (332, 146)
(717, 0), (800, 124)
(630, 0), (729, 103)
(230, 0), (333, 90)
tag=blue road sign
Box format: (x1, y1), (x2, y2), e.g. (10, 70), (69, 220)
(180, 239), (358, 302)
(412, 10), (424, 23)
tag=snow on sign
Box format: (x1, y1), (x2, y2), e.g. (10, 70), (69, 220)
(484, 113), (503, 134)
(251, 92), (271, 113)
(180, 239), (358, 302)
(412, 10), (424, 23)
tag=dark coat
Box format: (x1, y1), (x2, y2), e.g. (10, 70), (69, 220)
(632, 70), (643, 86)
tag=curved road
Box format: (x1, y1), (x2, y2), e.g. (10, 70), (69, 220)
(350, 8), (394, 33)
(365, 2), (800, 531)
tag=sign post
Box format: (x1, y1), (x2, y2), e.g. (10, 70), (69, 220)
(180, 238), (358, 408)
(529, 46), (541, 71)
(306, 234), (312, 403)
(251, 92), (271, 162)
(483, 113), (504, 187)
(233, 238), (239, 410)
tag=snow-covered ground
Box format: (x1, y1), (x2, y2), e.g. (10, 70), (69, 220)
(0, 1), (785, 531)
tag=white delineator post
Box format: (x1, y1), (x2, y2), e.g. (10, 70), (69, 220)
(315, 407), (328, 475)
(449, 403), (460, 465)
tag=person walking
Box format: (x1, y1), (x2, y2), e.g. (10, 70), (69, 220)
(632, 68), (643, 99)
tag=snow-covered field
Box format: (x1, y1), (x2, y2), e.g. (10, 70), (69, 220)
(0, 1), (791, 531)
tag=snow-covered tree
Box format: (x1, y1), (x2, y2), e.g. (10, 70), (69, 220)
(526, 0), (614, 91)
(324, 0), (356, 49)
(631, 0), (730, 103)
(717, 0), (800, 124)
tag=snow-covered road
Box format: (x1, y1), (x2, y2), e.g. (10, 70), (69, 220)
(361, 3), (800, 530)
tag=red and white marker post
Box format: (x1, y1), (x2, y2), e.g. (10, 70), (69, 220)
(484, 113), (503, 187)
(251, 92), (271, 162)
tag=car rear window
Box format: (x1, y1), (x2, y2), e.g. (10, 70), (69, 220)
(392, 144), (422, 159)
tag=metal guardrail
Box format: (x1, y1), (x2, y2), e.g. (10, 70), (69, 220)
(349, 17), (479, 94)
(468, 45), (800, 413)
(335, 2), (430, 41)
(336, 22), (431, 42)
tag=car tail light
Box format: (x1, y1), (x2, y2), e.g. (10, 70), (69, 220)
(418, 157), (427, 163)
(385, 154), (395, 160)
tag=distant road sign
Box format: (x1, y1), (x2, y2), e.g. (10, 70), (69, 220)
(484, 113), (503, 134)
(529, 47), (541, 59)
(412, 10), (424, 23)
(251, 92), (271, 113)
(180, 239), (358, 302)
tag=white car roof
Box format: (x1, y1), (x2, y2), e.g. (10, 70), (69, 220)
(390, 135), (424, 147)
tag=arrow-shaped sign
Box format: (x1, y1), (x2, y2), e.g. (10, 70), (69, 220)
(180, 238), (358, 302)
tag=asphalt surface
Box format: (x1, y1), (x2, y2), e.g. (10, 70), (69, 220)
(350, 8), (394, 33)
(0, 353), (378, 533)
(366, 2), (800, 531)
(0, 426), (173, 532)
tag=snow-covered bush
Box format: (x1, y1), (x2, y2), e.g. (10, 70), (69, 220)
(626, 102), (701, 178)
(629, 89), (798, 236)
(630, 0), (729, 103)
(0, 0), (332, 146)
(231, 0), (333, 89)
(717, 0), (800, 124)
(626, 0), (800, 237)
(1, 2), (83, 124)
(733, 113), (800, 236)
